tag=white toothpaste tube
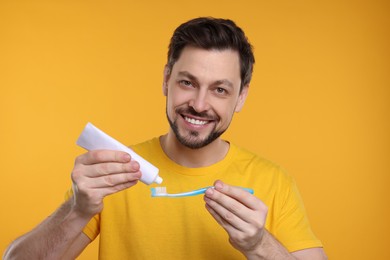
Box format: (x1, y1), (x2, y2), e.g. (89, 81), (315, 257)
(76, 122), (163, 185)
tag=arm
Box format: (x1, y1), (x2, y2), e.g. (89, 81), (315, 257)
(204, 180), (327, 260)
(4, 150), (141, 260)
(3, 200), (92, 260)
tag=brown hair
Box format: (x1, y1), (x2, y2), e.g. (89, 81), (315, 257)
(167, 17), (255, 92)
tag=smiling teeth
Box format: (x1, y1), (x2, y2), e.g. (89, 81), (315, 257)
(185, 117), (208, 125)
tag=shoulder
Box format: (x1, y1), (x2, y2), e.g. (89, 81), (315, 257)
(229, 143), (293, 183)
(230, 143), (283, 172)
(130, 137), (159, 153)
(130, 137), (159, 150)
(129, 137), (162, 162)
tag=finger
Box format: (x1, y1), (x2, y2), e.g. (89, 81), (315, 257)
(205, 200), (248, 241)
(76, 150), (131, 165)
(93, 179), (140, 199)
(205, 202), (235, 228)
(85, 161), (140, 177)
(106, 179), (139, 194)
(89, 171), (142, 189)
(204, 189), (248, 230)
(204, 185), (252, 223)
(205, 183), (267, 226)
(213, 180), (264, 211)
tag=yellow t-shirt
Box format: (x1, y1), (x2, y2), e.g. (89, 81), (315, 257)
(81, 137), (322, 259)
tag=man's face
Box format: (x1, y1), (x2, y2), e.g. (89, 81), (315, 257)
(163, 46), (248, 149)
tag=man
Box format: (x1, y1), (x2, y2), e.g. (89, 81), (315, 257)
(4, 17), (327, 259)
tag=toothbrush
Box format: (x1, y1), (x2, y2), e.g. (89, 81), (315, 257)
(151, 186), (254, 198)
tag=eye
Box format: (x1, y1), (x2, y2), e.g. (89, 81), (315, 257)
(179, 80), (193, 87)
(215, 87), (227, 95)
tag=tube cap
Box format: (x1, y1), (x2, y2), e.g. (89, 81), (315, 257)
(154, 176), (163, 184)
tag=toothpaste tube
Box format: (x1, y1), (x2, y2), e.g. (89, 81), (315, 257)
(76, 122), (163, 185)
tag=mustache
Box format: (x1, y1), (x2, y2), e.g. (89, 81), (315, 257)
(176, 107), (219, 120)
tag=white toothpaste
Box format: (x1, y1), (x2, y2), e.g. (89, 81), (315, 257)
(76, 122), (163, 185)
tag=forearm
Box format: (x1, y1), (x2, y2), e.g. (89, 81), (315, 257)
(4, 198), (91, 260)
(244, 229), (296, 260)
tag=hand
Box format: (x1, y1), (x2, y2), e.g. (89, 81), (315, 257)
(204, 180), (268, 256)
(71, 150), (142, 218)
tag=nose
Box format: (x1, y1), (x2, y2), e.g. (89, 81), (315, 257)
(189, 89), (210, 113)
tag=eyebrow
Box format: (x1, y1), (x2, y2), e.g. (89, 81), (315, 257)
(178, 71), (234, 88)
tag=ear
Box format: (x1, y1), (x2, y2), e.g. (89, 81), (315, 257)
(162, 65), (170, 96)
(234, 85), (249, 112)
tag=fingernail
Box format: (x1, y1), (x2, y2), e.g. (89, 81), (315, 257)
(215, 182), (223, 191)
(205, 187), (214, 196)
(130, 161), (140, 170)
(123, 153), (131, 161)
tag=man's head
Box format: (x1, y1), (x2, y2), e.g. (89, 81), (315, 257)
(163, 17), (254, 149)
(166, 17), (255, 92)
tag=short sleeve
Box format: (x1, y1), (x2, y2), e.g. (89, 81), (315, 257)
(274, 174), (323, 252)
(82, 214), (100, 240)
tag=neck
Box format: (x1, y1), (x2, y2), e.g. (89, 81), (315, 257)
(160, 131), (230, 168)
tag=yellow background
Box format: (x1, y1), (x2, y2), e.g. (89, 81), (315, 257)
(1, 0), (389, 259)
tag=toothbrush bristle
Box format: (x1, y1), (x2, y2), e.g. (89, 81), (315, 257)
(152, 187), (167, 196)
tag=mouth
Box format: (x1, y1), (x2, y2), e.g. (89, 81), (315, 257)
(183, 116), (209, 125)
(175, 107), (218, 128)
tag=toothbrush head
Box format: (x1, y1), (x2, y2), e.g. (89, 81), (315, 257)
(151, 187), (167, 197)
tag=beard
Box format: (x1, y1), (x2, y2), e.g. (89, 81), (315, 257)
(166, 106), (226, 149)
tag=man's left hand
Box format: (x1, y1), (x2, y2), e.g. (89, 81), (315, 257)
(204, 180), (267, 256)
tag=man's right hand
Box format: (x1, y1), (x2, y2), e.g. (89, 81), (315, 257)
(71, 150), (142, 218)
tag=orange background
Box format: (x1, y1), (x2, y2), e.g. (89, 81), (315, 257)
(1, 1), (389, 259)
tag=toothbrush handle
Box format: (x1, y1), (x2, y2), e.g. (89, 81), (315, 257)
(215, 186), (254, 195)
(241, 187), (254, 194)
